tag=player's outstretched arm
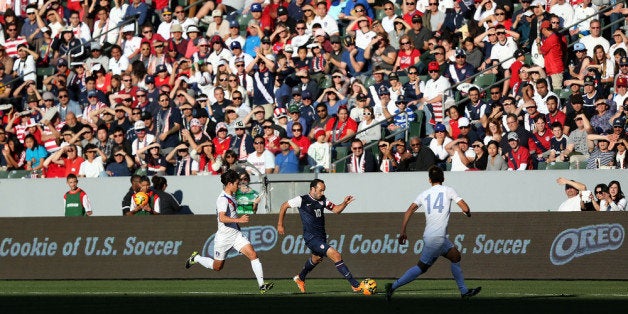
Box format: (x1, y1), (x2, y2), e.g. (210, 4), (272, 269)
(457, 199), (471, 217)
(399, 203), (419, 244)
(331, 195), (355, 214)
(219, 211), (249, 224)
(277, 201), (290, 235)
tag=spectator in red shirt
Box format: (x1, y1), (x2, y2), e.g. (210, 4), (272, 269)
(538, 20), (565, 90)
(505, 132), (531, 171)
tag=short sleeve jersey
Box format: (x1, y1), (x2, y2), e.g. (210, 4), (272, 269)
(413, 184), (462, 238)
(288, 194), (335, 242)
(216, 191), (240, 234)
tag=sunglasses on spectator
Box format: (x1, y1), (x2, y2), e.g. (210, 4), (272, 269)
(351, 146), (363, 150)
(254, 141), (265, 145)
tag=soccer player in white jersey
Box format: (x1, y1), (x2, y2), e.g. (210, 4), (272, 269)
(385, 166), (481, 301)
(184, 169), (274, 293)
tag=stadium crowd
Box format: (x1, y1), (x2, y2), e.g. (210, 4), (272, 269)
(0, 0), (627, 178)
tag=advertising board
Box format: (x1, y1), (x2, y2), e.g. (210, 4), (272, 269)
(0, 213), (625, 280)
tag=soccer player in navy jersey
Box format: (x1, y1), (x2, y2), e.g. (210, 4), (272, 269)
(277, 179), (364, 293)
(385, 166), (481, 301)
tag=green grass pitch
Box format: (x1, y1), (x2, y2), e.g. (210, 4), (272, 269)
(1, 279), (626, 313)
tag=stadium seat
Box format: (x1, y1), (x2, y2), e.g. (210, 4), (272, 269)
(474, 73), (496, 89)
(376, 10), (386, 21)
(238, 14), (252, 33)
(537, 161), (548, 170)
(409, 119), (423, 138)
(398, 75), (409, 85)
(36, 66), (55, 79)
(363, 76), (376, 89)
(333, 146), (348, 173)
(545, 162), (570, 170)
(7, 170), (31, 179)
(419, 75), (429, 83)
(0, 171), (8, 179)
(558, 89), (572, 101)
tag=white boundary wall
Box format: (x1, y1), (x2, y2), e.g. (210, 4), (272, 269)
(1, 170), (625, 217)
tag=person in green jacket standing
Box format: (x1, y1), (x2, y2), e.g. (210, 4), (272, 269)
(64, 174), (93, 216)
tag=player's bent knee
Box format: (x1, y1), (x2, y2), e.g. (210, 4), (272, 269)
(417, 261), (430, 273)
(213, 261), (225, 271)
(445, 248), (462, 263)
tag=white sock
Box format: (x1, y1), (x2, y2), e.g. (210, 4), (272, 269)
(250, 258), (264, 287)
(195, 255), (215, 270)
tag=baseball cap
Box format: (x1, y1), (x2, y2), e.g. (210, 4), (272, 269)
(458, 117), (470, 127)
(507, 132), (519, 141)
(134, 120), (146, 130)
(90, 42), (102, 50)
(620, 57), (628, 66)
(284, 44), (294, 53)
(583, 76), (595, 86)
(314, 128), (326, 139)
(195, 110), (209, 119)
(141, 112), (153, 120)
(292, 86), (302, 95)
(455, 48), (466, 57)
(395, 95), (408, 104)
(42, 92), (55, 101)
(162, 7), (172, 15)
(57, 58), (68, 67)
(274, 107), (287, 118)
(288, 104), (300, 113)
(378, 85), (390, 96)
(229, 19), (240, 28)
(26, 118), (38, 127)
(530, 0), (545, 7)
(357, 93), (368, 101)
(215, 122), (228, 132)
(186, 25), (200, 34)
(613, 117), (625, 127)
(190, 118), (202, 127)
(277, 6), (288, 16)
(573, 43), (586, 52)
(156, 64), (168, 73)
(179, 102), (192, 110)
(389, 72), (399, 81)
(412, 14), (422, 23)
(250, 3), (262, 12)
(235, 120), (246, 129)
(514, 49), (525, 58)
(428, 61), (440, 72)
(617, 77), (628, 87)
(302, 90), (312, 99)
(229, 41), (242, 51)
(540, 20), (551, 30)
(212, 9), (222, 17)
(26, 8), (36, 14)
(87, 90), (97, 97)
(315, 29), (325, 37)
(330, 35), (341, 44)
(170, 24), (183, 33)
(434, 123), (446, 132)
(261, 36), (271, 44)
(343, 36), (355, 46)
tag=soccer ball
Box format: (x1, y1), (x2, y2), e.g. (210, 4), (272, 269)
(134, 192), (149, 207)
(362, 278), (377, 295)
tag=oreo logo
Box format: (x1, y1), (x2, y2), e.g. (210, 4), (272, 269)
(550, 223), (624, 266)
(202, 225), (277, 259)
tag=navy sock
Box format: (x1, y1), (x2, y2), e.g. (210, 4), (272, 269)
(392, 265), (423, 291)
(298, 257), (317, 281)
(335, 260), (359, 287)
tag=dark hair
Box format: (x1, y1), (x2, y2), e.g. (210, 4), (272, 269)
(546, 95), (558, 104)
(428, 166), (444, 184)
(595, 183), (609, 194)
(487, 140), (500, 150)
(221, 169), (240, 185)
(550, 121), (563, 130)
(152, 175), (167, 190)
(130, 174), (142, 183)
(140, 175), (150, 184)
(84, 143), (97, 151)
(97, 124), (109, 133)
(24, 134), (39, 148)
(608, 181), (625, 200)
(67, 173), (78, 181)
(310, 178), (324, 189)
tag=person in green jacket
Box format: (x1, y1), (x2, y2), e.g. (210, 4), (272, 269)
(235, 171), (261, 214)
(64, 174), (93, 216)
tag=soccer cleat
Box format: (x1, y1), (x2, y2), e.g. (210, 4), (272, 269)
(385, 283), (394, 302)
(259, 282), (274, 294)
(351, 280), (365, 293)
(461, 286), (482, 299)
(293, 275), (306, 293)
(185, 251), (198, 269)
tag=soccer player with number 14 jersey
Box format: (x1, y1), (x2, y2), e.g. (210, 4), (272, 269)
(385, 166), (481, 301)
